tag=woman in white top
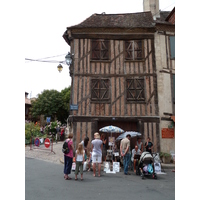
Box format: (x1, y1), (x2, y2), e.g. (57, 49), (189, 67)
(91, 132), (103, 177)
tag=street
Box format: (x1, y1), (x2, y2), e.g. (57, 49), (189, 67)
(25, 157), (175, 200)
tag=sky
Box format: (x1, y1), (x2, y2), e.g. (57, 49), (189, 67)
(25, 0), (175, 98)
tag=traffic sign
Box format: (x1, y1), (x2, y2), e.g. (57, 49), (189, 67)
(46, 117), (51, 123)
(34, 138), (40, 146)
(44, 138), (50, 148)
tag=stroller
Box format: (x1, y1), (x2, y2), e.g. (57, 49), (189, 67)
(137, 151), (157, 179)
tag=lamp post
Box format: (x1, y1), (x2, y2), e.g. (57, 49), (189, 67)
(65, 52), (72, 66)
(57, 52), (72, 73)
(57, 64), (63, 73)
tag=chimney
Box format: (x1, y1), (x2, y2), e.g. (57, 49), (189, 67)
(143, 0), (160, 19)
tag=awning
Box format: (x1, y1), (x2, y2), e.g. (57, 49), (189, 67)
(171, 116), (175, 122)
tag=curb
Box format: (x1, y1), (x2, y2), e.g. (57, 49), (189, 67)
(59, 158), (175, 169)
(161, 163), (175, 169)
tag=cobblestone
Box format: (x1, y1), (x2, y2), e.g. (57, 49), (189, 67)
(25, 141), (64, 165)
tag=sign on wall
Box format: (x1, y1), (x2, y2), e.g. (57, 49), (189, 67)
(162, 128), (174, 138)
(70, 104), (78, 110)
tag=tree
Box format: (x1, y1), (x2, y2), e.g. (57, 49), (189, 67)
(30, 87), (71, 123)
(58, 87), (71, 123)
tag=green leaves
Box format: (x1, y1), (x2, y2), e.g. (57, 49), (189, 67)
(30, 87), (71, 123)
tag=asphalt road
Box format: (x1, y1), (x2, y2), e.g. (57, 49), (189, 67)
(25, 157), (175, 200)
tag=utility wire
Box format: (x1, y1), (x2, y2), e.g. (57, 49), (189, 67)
(25, 58), (66, 64)
(154, 2), (175, 17)
(25, 53), (68, 63)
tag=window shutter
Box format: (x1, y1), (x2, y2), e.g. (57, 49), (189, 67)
(91, 40), (109, 60)
(91, 79), (110, 102)
(169, 36), (175, 59)
(172, 74), (175, 103)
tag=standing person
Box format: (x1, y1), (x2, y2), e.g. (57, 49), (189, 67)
(56, 125), (60, 142)
(60, 128), (65, 141)
(80, 136), (89, 161)
(144, 137), (153, 154)
(120, 134), (131, 175)
(136, 137), (143, 152)
(75, 143), (85, 181)
(91, 132), (103, 177)
(100, 134), (107, 162)
(64, 133), (74, 180)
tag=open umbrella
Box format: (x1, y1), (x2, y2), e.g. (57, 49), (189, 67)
(115, 131), (141, 141)
(99, 125), (124, 153)
(99, 125), (124, 137)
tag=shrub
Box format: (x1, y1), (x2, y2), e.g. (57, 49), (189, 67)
(25, 122), (42, 143)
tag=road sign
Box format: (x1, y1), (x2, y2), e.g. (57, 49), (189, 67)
(44, 138), (50, 148)
(46, 117), (51, 123)
(34, 138), (40, 146)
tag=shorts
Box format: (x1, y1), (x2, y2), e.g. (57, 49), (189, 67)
(92, 154), (102, 163)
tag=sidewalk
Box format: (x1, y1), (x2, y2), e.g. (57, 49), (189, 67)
(25, 141), (64, 165)
(25, 142), (175, 169)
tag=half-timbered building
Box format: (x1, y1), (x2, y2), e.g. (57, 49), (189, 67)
(63, 11), (161, 151)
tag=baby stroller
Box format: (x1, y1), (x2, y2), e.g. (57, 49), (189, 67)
(138, 151), (157, 179)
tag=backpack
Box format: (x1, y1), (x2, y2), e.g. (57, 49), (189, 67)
(62, 140), (70, 154)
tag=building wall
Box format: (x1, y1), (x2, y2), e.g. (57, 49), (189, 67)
(155, 33), (175, 153)
(69, 37), (160, 151)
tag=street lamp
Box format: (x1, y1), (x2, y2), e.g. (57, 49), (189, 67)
(57, 64), (63, 73)
(65, 52), (72, 66)
(57, 52), (72, 73)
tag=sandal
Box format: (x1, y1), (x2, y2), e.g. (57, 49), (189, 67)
(75, 178), (78, 181)
(65, 177), (72, 180)
(81, 179), (83, 181)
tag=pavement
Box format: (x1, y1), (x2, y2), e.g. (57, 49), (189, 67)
(25, 141), (175, 170)
(26, 157), (175, 200)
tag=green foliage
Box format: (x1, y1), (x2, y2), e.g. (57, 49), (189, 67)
(159, 152), (171, 157)
(30, 87), (71, 124)
(25, 122), (42, 143)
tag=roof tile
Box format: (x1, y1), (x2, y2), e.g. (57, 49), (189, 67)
(68, 12), (154, 29)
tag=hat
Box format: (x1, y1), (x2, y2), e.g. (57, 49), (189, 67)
(94, 132), (100, 139)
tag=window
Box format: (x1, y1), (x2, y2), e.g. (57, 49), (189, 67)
(25, 107), (29, 115)
(126, 78), (145, 102)
(172, 74), (175, 103)
(125, 40), (143, 60)
(169, 36), (175, 59)
(91, 40), (109, 60)
(91, 79), (110, 102)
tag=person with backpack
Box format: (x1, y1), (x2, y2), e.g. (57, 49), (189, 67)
(63, 133), (74, 180)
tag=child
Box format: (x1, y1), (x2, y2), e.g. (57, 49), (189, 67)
(75, 143), (85, 181)
(87, 150), (92, 171)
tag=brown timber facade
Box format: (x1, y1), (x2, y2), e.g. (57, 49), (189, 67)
(63, 12), (160, 151)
